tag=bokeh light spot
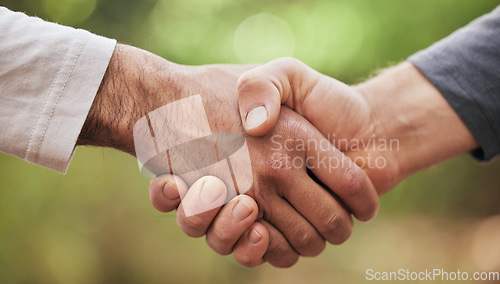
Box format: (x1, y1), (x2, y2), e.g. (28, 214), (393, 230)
(471, 215), (500, 271)
(233, 13), (295, 64)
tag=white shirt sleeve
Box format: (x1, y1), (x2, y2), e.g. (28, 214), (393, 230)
(0, 7), (116, 173)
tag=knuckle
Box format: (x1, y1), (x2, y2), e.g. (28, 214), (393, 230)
(235, 255), (254, 267)
(307, 242), (326, 257)
(149, 191), (178, 213)
(268, 254), (299, 268)
(265, 238), (289, 258)
(235, 250), (261, 268)
(323, 212), (353, 245)
(212, 229), (234, 249)
(237, 73), (267, 95)
(177, 215), (205, 238)
(293, 232), (323, 256)
(152, 201), (174, 213)
(275, 57), (302, 69)
(206, 232), (232, 256)
(273, 111), (307, 140)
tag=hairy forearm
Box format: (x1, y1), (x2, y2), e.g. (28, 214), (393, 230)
(357, 62), (479, 179)
(77, 44), (178, 155)
(76, 43), (252, 158)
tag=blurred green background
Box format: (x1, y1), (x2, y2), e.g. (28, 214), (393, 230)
(1, 0), (500, 283)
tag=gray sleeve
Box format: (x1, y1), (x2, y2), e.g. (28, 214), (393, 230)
(408, 6), (500, 162)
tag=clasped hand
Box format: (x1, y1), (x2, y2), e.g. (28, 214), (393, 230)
(141, 56), (387, 268)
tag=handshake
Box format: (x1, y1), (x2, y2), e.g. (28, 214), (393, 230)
(79, 44), (478, 268)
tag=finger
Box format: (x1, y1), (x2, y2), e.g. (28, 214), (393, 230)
(149, 174), (188, 212)
(233, 222), (269, 268)
(259, 220), (299, 268)
(176, 176), (228, 237)
(205, 195), (260, 255)
(304, 129), (380, 221)
(264, 195), (326, 257)
(284, 170), (354, 245)
(236, 57), (320, 136)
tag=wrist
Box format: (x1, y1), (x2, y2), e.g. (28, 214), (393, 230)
(357, 62), (478, 180)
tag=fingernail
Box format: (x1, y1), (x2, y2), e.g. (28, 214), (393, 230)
(200, 180), (224, 205)
(162, 181), (180, 200)
(248, 228), (262, 244)
(232, 198), (254, 221)
(245, 106), (268, 129)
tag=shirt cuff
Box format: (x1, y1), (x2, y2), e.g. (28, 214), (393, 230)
(24, 31), (116, 173)
(408, 6), (500, 163)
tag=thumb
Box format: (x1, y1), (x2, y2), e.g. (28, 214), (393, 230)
(236, 57), (321, 136)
